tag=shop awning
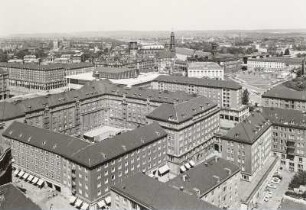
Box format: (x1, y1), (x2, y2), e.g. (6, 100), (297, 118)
(75, 199), (83, 208)
(189, 160), (195, 167)
(81, 202), (89, 210)
(37, 179), (44, 186)
(23, 173), (29, 179)
(18, 171), (25, 177)
(27, 175), (34, 181)
(158, 164), (170, 175)
(69, 196), (77, 204)
(105, 196), (111, 205)
(97, 200), (106, 208)
(14, 169), (20, 176)
(180, 166), (186, 173)
(32, 177), (38, 184)
(185, 163), (191, 170)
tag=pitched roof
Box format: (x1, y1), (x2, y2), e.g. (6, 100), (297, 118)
(111, 173), (220, 210)
(222, 112), (271, 144)
(147, 96), (217, 123)
(0, 80), (196, 121)
(168, 157), (240, 197)
(0, 62), (64, 71)
(262, 107), (306, 129)
(3, 122), (167, 168)
(188, 62), (223, 70)
(262, 83), (306, 102)
(0, 183), (42, 210)
(153, 75), (242, 90)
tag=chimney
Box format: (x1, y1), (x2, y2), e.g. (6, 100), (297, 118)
(224, 168), (232, 175)
(213, 175), (220, 183)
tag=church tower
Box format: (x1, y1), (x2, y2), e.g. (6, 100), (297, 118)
(170, 32), (176, 53)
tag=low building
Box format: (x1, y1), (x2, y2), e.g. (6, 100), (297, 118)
(110, 173), (220, 210)
(4, 121), (168, 209)
(63, 63), (95, 76)
(247, 57), (304, 71)
(0, 183), (42, 210)
(262, 107), (306, 172)
(0, 68), (9, 100)
(168, 157), (241, 209)
(220, 112), (272, 181)
(188, 62), (224, 80)
(147, 96), (220, 174)
(155, 51), (176, 74)
(93, 67), (137, 79)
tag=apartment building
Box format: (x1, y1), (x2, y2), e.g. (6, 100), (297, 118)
(247, 57), (304, 71)
(188, 62), (224, 80)
(147, 96), (220, 173)
(168, 157), (241, 209)
(0, 67), (9, 100)
(0, 144), (12, 185)
(0, 80), (195, 137)
(0, 63), (66, 94)
(3, 121), (168, 209)
(220, 112), (272, 181)
(262, 82), (306, 112)
(110, 173), (220, 210)
(151, 75), (249, 128)
(262, 107), (306, 172)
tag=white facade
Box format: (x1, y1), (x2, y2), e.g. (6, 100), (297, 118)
(188, 62), (224, 80)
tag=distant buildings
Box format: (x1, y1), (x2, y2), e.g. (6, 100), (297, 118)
(188, 62), (224, 80)
(4, 121), (168, 209)
(0, 63), (66, 94)
(0, 68), (9, 100)
(151, 75), (249, 128)
(23, 55), (40, 64)
(262, 107), (306, 172)
(147, 96), (220, 174)
(168, 157), (241, 209)
(247, 57), (304, 71)
(93, 67), (138, 80)
(110, 173), (220, 210)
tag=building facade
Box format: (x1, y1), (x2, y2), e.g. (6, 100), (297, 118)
(247, 57), (304, 71)
(262, 107), (306, 172)
(0, 68), (9, 100)
(3, 121), (168, 210)
(188, 62), (224, 80)
(151, 75), (249, 128)
(147, 96), (220, 174)
(93, 67), (137, 80)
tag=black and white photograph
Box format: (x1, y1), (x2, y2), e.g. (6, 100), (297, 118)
(0, 0), (306, 210)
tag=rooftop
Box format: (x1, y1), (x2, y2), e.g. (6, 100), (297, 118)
(262, 107), (306, 129)
(95, 66), (135, 74)
(188, 62), (223, 70)
(147, 96), (217, 123)
(222, 111), (271, 144)
(153, 75), (242, 90)
(248, 57), (304, 64)
(0, 183), (42, 210)
(168, 157), (240, 197)
(111, 173), (220, 210)
(262, 81), (306, 102)
(3, 122), (167, 168)
(0, 62), (64, 70)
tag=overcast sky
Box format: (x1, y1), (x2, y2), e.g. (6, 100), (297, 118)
(0, 0), (305, 36)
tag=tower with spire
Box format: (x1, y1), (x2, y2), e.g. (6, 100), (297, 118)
(169, 32), (176, 53)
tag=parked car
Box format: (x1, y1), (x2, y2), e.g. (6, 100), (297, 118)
(266, 191), (272, 198)
(271, 177), (281, 184)
(264, 196), (269, 202)
(267, 183), (277, 189)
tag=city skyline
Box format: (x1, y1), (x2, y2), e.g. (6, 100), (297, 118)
(1, 0), (306, 36)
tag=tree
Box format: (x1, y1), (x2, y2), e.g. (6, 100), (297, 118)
(242, 89), (250, 105)
(284, 48), (290, 55)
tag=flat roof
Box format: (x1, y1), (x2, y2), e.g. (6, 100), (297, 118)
(83, 126), (124, 138)
(66, 72), (95, 81)
(95, 66), (135, 73)
(262, 83), (306, 102)
(110, 72), (165, 87)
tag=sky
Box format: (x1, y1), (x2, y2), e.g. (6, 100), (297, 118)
(0, 0), (306, 36)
